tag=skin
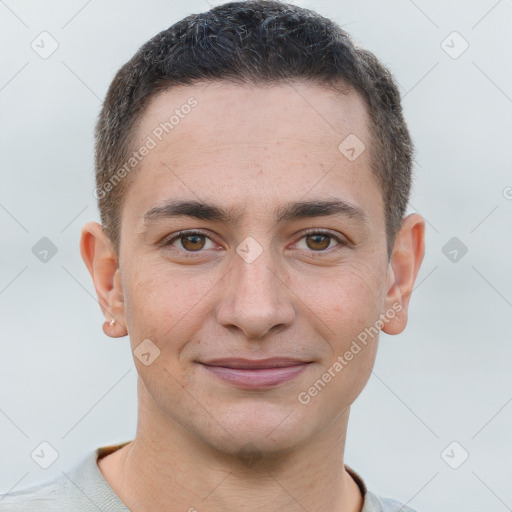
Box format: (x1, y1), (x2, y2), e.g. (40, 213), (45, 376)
(80, 80), (425, 512)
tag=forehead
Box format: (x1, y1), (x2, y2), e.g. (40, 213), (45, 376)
(122, 80), (382, 226)
(139, 80), (369, 151)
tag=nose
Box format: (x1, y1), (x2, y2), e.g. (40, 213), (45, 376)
(215, 243), (296, 340)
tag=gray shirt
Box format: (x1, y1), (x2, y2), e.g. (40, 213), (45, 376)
(0, 443), (419, 511)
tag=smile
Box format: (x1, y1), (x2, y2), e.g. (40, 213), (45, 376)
(199, 358), (312, 388)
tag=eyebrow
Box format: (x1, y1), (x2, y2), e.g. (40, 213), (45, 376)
(143, 199), (367, 226)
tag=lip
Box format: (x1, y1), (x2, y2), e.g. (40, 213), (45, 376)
(199, 358), (311, 388)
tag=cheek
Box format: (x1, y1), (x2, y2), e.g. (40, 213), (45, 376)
(122, 267), (205, 400)
(122, 263), (216, 352)
(299, 262), (387, 340)
(297, 266), (385, 414)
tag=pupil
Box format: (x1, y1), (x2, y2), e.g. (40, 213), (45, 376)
(308, 234), (329, 250)
(183, 235), (204, 251)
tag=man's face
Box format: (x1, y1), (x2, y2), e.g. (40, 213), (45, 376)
(117, 81), (393, 455)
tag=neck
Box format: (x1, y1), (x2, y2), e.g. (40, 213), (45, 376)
(98, 385), (364, 512)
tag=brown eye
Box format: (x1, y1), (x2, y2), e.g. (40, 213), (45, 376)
(294, 230), (346, 253)
(162, 231), (214, 253)
(180, 234), (206, 251)
(305, 233), (333, 251)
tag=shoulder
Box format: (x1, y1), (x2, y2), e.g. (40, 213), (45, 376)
(0, 447), (123, 512)
(0, 445), (131, 512)
(364, 489), (420, 512)
(345, 465), (420, 512)
(0, 473), (69, 511)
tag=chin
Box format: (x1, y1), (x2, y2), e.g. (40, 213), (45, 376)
(198, 400), (311, 459)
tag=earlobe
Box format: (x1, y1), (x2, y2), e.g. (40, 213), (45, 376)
(381, 213), (425, 336)
(80, 222), (127, 338)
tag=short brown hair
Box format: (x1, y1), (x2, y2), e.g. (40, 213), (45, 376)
(94, 0), (414, 257)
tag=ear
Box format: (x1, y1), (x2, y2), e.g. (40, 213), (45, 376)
(382, 213), (425, 335)
(80, 221), (127, 338)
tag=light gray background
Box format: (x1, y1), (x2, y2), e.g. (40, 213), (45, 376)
(1, 1), (511, 511)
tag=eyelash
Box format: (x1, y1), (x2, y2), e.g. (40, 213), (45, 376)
(161, 228), (348, 257)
